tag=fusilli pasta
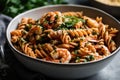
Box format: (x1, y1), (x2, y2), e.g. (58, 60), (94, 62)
(11, 11), (118, 63)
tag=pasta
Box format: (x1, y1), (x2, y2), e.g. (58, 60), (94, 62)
(11, 11), (118, 63)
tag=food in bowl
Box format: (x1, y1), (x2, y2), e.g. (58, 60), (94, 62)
(95, 0), (120, 6)
(10, 11), (118, 63)
(7, 5), (120, 79)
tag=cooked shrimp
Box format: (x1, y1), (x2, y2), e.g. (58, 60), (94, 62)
(84, 16), (99, 28)
(50, 48), (71, 63)
(95, 45), (110, 56)
(40, 11), (62, 29)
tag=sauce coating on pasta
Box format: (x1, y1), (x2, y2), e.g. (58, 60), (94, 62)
(11, 11), (118, 63)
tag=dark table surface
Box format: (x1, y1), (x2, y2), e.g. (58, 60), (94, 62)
(0, 1), (120, 80)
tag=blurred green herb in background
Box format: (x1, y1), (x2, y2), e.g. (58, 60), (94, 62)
(0, 0), (66, 18)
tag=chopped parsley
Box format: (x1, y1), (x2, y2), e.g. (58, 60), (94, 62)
(74, 50), (78, 54)
(59, 16), (85, 29)
(85, 55), (94, 61)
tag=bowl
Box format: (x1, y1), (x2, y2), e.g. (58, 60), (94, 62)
(6, 5), (120, 79)
(90, 0), (120, 17)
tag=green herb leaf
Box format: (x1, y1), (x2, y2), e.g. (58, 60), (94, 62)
(2, 0), (66, 17)
(60, 16), (85, 29)
(85, 55), (94, 61)
(74, 50), (78, 54)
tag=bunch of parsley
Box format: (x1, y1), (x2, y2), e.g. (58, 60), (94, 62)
(0, 0), (65, 17)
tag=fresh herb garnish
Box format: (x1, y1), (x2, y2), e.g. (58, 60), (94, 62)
(24, 24), (32, 31)
(85, 55), (94, 61)
(20, 37), (27, 43)
(75, 56), (80, 63)
(74, 50), (78, 54)
(36, 34), (50, 44)
(59, 16), (85, 29)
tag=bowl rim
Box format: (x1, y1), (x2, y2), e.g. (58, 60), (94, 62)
(6, 4), (120, 66)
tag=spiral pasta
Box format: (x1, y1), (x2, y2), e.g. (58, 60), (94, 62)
(11, 11), (118, 63)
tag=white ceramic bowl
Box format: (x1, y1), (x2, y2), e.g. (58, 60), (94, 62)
(6, 5), (120, 79)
